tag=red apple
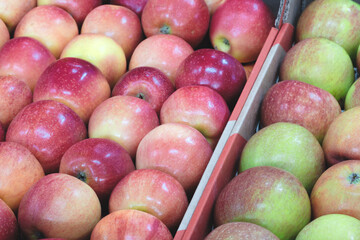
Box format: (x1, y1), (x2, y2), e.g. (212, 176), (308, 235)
(18, 173), (101, 240)
(110, 0), (148, 17)
(6, 100), (87, 174)
(0, 198), (18, 240)
(0, 0), (36, 32)
(33, 57), (111, 123)
(90, 209), (173, 240)
(0, 19), (9, 49)
(14, 5), (78, 58)
(112, 66), (174, 115)
(204, 0), (226, 15)
(175, 48), (246, 106)
(59, 138), (135, 203)
(141, 0), (210, 48)
(81, 4), (143, 60)
(136, 123), (213, 194)
(0, 37), (56, 91)
(209, 0), (274, 63)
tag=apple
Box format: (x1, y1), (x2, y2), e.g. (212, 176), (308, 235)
(141, 0), (210, 48)
(59, 138), (135, 204)
(109, 168), (188, 230)
(260, 80), (341, 143)
(88, 95), (159, 159)
(112, 66), (174, 115)
(81, 4), (143, 60)
(0, 19), (9, 49)
(209, 0), (274, 63)
(6, 100), (87, 174)
(296, 214), (360, 240)
(90, 209), (173, 240)
(357, 44), (360, 70)
(345, 78), (360, 110)
(0, 198), (18, 240)
(214, 166), (311, 240)
(33, 57), (111, 123)
(110, 0), (148, 17)
(18, 173), (101, 240)
(129, 34), (194, 84)
(0, 122), (4, 141)
(160, 85), (230, 148)
(0, 36), (56, 91)
(296, 0), (360, 61)
(14, 5), (78, 58)
(279, 37), (354, 103)
(0, 76), (32, 129)
(175, 48), (246, 106)
(204, 0), (226, 15)
(0, 0), (36, 32)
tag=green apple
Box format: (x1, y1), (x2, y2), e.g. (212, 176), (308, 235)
(345, 78), (360, 110)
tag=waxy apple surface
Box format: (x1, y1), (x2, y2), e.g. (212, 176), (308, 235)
(0, 19), (9, 49)
(0, 198), (18, 240)
(0, 0), (36, 31)
(110, 0), (148, 17)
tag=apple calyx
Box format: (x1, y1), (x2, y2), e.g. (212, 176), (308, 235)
(33, 231), (45, 239)
(136, 92), (146, 100)
(77, 171), (87, 183)
(348, 173), (360, 184)
(214, 37), (230, 53)
(160, 24), (171, 34)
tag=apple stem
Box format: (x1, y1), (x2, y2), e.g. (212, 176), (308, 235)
(349, 173), (360, 184)
(136, 92), (145, 100)
(77, 171), (87, 183)
(160, 25), (171, 34)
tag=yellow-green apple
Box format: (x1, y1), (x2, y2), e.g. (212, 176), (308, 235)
(81, 4), (143, 60)
(129, 34), (194, 84)
(209, 0), (274, 63)
(0, 0), (36, 32)
(33, 57), (111, 123)
(279, 38), (355, 103)
(88, 95), (159, 159)
(109, 168), (188, 231)
(357, 44), (360, 70)
(112, 66), (174, 115)
(136, 123), (213, 194)
(0, 37), (56, 91)
(204, 0), (226, 15)
(345, 78), (360, 110)
(260, 80), (341, 143)
(18, 173), (101, 240)
(37, 0), (101, 26)
(0, 142), (44, 212)
(160, 85), (230, 148)
(0, 198), (18, 240)
(59, 138), (135, 204)
(204, 222), (279, 240)
(60, 33), (126, 88)
(0, 76), (32, 129)
(214, 166), (311, 240)
(141, 0), (210, 48)
(0, 19), (9, 49)
(296, 0), (360, 61)
(6, 100), (87, 174)
(90, 209), (173, 240)
(322, 107), (360, 166)
(296, 214), (360, 240)
(14, 5), (78, 58)
(110, 0), (148, 17)
(175, 48), (246, 107)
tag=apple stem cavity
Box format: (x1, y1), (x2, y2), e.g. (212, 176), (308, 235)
(160, 24), (171, 34)
(34, 231), (45, 239)
(349, 173), (360, 184)
(77, 171), (87, 183)
(136, 92), (145, 100)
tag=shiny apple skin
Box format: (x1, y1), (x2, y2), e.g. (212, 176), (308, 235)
(0, 198), (19, 240)
(0, 0), (36, 32)
(6, 100), (87, 174)
(110, 0), (148, 17)
(0, 19), (9, 49)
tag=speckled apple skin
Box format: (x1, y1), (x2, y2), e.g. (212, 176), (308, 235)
(0, 198), (19, 240)
(0, 19), (9, 49)
(110, 0), (148, 17)
(345, 78), (360, 110)
(6, 100), (87, 174)
(0, 0), (36, 32)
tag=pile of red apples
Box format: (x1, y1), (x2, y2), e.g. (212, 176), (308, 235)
(0, 0), (275, 239)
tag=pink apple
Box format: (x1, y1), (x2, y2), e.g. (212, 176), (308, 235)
(81, 4), (143, 60)
(59, 138), (135, 203)
(129, 34), (194, 84)
(112, 66), (174, 115)
(136, 123), (213, 194)
(88, 95), (159, 159)
(0, 37), (56, 91)
(14, 5), (78, 58)
(345, 77), (360, 110)
(0, 0), (36, 32)
(204, 0), (226, 15)
(141, 0), (210, 48)
(90, 209), (173, 240)
(0, 198), (18, 240)
(18, 173), (101, 240)
(175, 48), (246, 106)
(0, 19), (9, 49)
(110, 0), (148, 17)
(6, 100), (87, 174)
(33, 57), (111, 123)
(209, 0), (274, 63)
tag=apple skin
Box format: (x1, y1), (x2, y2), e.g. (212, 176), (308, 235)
(90, 209), (173, 240)
(60, 33), (126, 88)
(88, 95), (159, 159)
(129, 34), (194, 85)
(110, 0), (148, 17)
(18, 173), (102, 240)
(59, 138), (135, 204)
(14, 5), (79, 58)
(0, 0), (36, 32)
(81, 4), (143, 60)
(345, 78), (360, 110)
(112, 66), (174, 115)
(6, 100), (87, 174)
(260, 80), (341, 143)
(279, 38), (354, 103)
(109, 168), (188, 231)
(296, 0), (360, 61)
(175, 48), (246, 106)
(357, 44), (360, 70)
(0, 198), (19, 240)
(0, 19), (9, 49)
(33, 57), (111, 123)
(204, 0), (226, 15)
(214, 166), (311, 240)
(0, 37), (56, 91)
(209, 0), (274, 63)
